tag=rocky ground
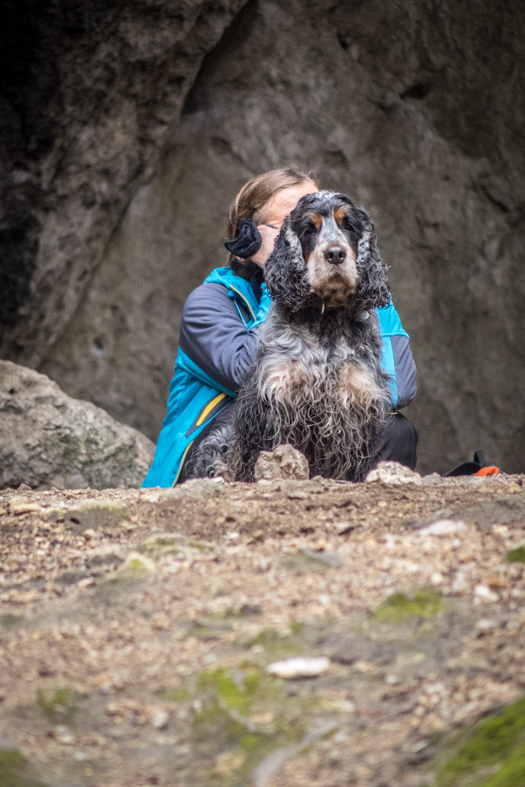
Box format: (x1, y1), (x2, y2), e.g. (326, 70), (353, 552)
(1, 473), (525, 786)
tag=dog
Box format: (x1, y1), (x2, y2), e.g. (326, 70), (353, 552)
(188, 190), (393, 482)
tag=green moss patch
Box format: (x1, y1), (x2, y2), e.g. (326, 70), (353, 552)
(242, 628), (301, 660)
(435, 696), (525, 787)
(506, 546), (525, 563)
(193, 665), (317, 786)
(97, 551), (155, 597)
(37, 687), (82, 724)
(0, 750), (43, 787)
(374, 588), (443, 623)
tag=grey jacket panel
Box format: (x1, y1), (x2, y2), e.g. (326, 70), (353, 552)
(179, 281), (417, 407)
(391, 334), (417, 408)
(179, 282), (258, 392)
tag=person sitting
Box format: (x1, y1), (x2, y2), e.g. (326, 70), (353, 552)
(143, 167), (417, 488)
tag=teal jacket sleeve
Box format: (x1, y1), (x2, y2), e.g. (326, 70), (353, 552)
(377, 303), (417, 408)
(178, 282), (263, 392)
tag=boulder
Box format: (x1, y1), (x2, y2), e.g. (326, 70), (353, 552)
(0, 361), (154, 490)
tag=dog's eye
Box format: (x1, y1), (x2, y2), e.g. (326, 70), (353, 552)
(344, 220), (359, 235)
(301, 225), (318, 238)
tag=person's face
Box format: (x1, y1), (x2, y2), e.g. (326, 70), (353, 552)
(259, 181), (319, 229)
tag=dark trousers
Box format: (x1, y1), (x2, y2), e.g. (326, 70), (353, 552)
(180, 406), (418, 482)
(372, 411), (418, 470)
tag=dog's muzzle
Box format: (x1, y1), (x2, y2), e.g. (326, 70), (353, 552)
(323, 245), (347, 265)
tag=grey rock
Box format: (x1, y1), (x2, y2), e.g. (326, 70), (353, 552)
(299, 548), (345, 569)
(255, 445), (309, 482)
(0, 733), (17, 751)
(282, 549), (343, 574)
(62, 500), (131, 530)
(0, 361), (154, 489)
(365, 461), (423, 485)
(139, 531), (215, 559)
(422, 473), (443, 485)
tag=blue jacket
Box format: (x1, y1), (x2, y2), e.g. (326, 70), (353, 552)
(142, 267), (416, 488)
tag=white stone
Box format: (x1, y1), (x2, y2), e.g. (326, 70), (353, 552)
(151, 709), (169, 729)
(267, 657), (330, 679)
(365, 461), (422, 485)
(474, 584), (499, 602)
(451, 570), (467, 591)
(476, 619), (497, 631)
(418, 519), (468, 536)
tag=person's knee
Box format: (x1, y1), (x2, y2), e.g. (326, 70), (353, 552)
(396, 413), (418, 444)
(375, 412), (418, 470)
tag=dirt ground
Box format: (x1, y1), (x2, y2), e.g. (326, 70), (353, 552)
(1, 472), (525, 786)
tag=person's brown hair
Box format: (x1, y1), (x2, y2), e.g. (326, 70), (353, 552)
(227, 166), (318, 278)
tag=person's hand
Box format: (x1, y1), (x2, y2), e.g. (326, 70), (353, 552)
(251, 224), (280, 268)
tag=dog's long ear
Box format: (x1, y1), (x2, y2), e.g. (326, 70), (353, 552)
(353, 208), (391, 311)
(264, 217), (312, 312)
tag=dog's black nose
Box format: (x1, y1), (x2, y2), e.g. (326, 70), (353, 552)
(323, 246), (347, 265)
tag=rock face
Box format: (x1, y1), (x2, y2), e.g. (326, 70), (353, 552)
(1, 0), (524, 474)
(0, 361), (154, 490)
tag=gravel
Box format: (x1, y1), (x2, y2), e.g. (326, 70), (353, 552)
(0, 473), (524, 786)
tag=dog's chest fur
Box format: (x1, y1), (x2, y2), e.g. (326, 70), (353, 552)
(256, 306), (387, 414)
(223, 303), (394, 481)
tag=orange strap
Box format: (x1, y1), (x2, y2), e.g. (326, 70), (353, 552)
(474, 466), (500, 477)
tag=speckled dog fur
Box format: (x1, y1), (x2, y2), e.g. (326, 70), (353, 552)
(188, 191), (393, 482)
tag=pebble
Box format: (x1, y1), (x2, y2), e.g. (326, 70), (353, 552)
(52, 726), (76, 745)
(151, 709), (169, 729)
(476, 619), (497, 631)
(422, 473), (442, 485)
(474, 584), (499, 602)
(267, 657), (330, 679)
(365, 461), (423, 485)
(418, 519), (468, 536)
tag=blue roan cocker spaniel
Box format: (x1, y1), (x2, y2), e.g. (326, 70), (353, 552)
(189, 190), (393, 482)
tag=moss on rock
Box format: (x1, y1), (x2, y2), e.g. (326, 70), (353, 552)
(374, 588), (443, 623)
(0, 750), (42, 787)
(505, 545), (525, 563)
(436, 696), (525, 787)
(192, 664), (317, 785)
(36, 687), (82, 724)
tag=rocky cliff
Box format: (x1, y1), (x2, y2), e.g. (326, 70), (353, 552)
(1, 0), (524, 473)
